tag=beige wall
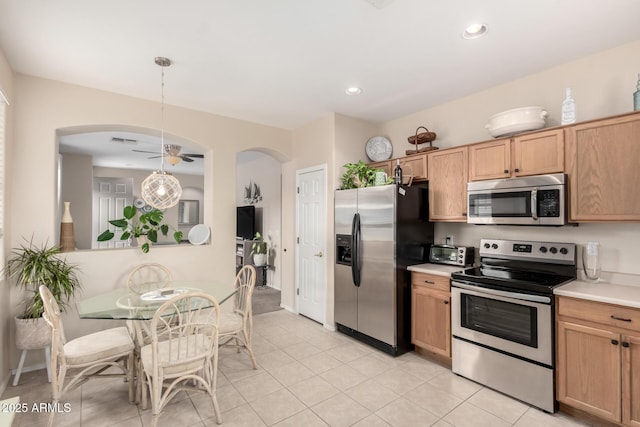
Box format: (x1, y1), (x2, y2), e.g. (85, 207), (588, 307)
(0, 48), (13, 391)
(378, 39), (640, 275)
(6, 74), (292, 368)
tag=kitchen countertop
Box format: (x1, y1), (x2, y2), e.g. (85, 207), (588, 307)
(554, 280), (640, 309)
(407, 263), (466, 277)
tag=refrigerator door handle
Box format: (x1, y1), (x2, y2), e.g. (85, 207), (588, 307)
(351, 213), (361, 287)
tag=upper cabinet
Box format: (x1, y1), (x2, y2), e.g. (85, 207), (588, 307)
(368, 152), (428, 182)
(428, 147), (468, 222)
(468, 129), (564, 181)
(566, 112), (640, 222)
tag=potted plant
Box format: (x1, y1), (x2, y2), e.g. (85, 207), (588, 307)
(340, 161), (385, 189)
(97, 205), (183, 253)
(250, 232), (268, 266)
(5, 239), (81, 352)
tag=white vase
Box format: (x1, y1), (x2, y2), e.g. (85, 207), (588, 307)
(15, 316), (51, 350)
(253, 253), (267, 266)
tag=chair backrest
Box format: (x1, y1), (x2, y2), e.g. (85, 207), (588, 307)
(149, 292), (221, 375)
(127, 263), (173, 294)
(39, 285), (67, 360)
(233, 265), (256, 319)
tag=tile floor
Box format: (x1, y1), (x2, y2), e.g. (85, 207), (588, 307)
(2, 309), (593, 426)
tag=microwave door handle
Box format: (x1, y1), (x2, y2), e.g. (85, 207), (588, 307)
(531, 188), (538, 220)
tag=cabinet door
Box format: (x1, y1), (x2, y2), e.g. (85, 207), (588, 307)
(428, 147), (468, 221)
(566, 113), (640, 221)
(411, 284), (451, 358)
(468, 139), (510, 181)
(557, 320), (621, 423)
(512, 129), (564, 177)
(400, 153), (427, 181)
(368, 160), (392, 177)
(623, 334), (640, 427)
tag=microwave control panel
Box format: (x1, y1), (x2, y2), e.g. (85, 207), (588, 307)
(538, 189), (560, 217)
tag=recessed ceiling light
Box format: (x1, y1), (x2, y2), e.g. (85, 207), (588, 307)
(463, 23), (488, 39)
(345, 87), (362, 96)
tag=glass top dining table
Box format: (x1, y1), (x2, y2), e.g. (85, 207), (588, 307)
(76, 280), (237, 320)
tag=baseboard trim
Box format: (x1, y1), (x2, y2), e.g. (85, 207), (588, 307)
(10, 362), (47, 376)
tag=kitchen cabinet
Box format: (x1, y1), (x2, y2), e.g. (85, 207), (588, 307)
(427, 147), (468, 222)
(556, 296), (640, 426)
(411, 272), (451, 359)
(468, 128), (564, 181)
(368, 153), (428, 182)
(565, 112), (640, 222)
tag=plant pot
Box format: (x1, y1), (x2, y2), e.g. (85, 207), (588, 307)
(253, 253), (267, 267)
(15, 316), (51, 350)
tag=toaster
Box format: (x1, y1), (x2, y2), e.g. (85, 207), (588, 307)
(428, 245), (475, 267)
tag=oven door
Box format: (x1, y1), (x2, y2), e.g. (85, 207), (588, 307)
(451, 281), (553, 366)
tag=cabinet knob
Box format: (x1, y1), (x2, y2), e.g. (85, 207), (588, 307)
(503, 169), (509, 174)
(612, 339), (619, 346)
(622, 342), (630, 348)
(444, 300), (449, 305)
(611, 315), (632, 322)
(424, 280), (435, 284)
(514, 168), (520, 173)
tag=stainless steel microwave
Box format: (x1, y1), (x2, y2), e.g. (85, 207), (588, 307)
(467, 174), (567, 226)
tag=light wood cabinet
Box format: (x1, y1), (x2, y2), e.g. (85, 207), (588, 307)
(368, 153), (428, 182)
(468, 129), (564, 181)
(427, 147), (468, 222)
(556, 296), (640, 426)
(565, 112), (640, 222)
(411, 272), (451, 359)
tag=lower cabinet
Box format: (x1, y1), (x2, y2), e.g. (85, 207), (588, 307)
(556, 296), (640, 426)
(411, 272), (451, 359)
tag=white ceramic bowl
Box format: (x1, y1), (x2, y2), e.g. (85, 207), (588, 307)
(485, 106), (548, 138)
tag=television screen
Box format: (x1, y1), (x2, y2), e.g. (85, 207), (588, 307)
(236, 205), (255, 240)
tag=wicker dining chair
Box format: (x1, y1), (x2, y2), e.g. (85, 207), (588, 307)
(219, 265), (258, 369)
(139, 292), (222, 426)
(126, 263), (173, 294)
(39, 285), (135, 427)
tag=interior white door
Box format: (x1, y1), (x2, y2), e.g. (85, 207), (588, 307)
(92, 177), (133, 249)
(296, 165), (326, 324)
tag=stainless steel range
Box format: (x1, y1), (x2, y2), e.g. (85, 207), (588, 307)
(450, 239), (576, 413)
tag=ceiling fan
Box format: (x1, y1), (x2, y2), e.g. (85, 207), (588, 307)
(133, 144), (204, 165)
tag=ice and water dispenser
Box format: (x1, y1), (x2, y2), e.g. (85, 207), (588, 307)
(336, 234), (352, 266)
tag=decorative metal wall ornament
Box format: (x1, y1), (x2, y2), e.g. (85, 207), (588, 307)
(244, 181), (262, 204)
(141, 57), (183, 210)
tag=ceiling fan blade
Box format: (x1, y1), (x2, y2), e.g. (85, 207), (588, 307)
(183, 153), (204, 158)
(132, 149), (161, 154)
(147, 155), (164, 159)
(180, 156), (194, 162)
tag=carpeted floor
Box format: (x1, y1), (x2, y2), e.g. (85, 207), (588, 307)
(252, 286), (283, 315)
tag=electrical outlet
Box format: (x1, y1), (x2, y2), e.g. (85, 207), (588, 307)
(445, 235), (453, 245)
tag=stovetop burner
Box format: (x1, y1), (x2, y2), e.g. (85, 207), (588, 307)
(451, 238), (577, 296)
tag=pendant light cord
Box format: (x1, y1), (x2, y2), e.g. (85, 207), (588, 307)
(159, 64), (166, 172)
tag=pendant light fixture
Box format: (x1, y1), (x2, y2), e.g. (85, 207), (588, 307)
(141, 57), (182, 210)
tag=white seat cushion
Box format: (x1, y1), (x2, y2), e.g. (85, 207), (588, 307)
(218, 312), (243, 335)
(64, 327), (134, 366)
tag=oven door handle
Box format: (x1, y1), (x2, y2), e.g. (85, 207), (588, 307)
(531, 188), (538, 221)
(451, 281), (551, 304)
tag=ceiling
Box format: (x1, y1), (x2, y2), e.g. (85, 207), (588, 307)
(2, 0), (640, 133)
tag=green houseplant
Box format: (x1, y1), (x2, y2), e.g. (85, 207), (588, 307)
(97, 205), (183, 253)
(340, 161), (387, 189)
(5, 239), (81, 351)
(250, 232), (268, 266)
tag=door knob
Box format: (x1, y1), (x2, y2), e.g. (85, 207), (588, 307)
(314, 251), (324, 257)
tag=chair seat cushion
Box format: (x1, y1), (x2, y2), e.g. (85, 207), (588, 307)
(218, 312), (243, 335)
(141, 334), (212, 377)
(64, 327), (134, 366)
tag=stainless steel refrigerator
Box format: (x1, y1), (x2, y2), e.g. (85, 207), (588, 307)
(334, 184), (434, 356)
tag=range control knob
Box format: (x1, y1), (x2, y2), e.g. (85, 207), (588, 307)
(560, 247), (568, 255)
(484, 243), (491, 249)
(550, 247), (558, 254)
(491, 244), (498, 250)
(540, 246), (548, 253)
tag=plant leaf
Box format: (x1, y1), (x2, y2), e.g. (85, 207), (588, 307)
(97, 230), (114, 241)
(123, 205), (136, 219)
(147, 230), (158, 243)
(141, 242), (150, 253)
(160, 224), (169, 236)
(108, 219), (128, 228)
(173, 231), (183, 243)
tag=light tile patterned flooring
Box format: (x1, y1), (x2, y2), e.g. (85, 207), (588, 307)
(2, 310), (593, 426)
